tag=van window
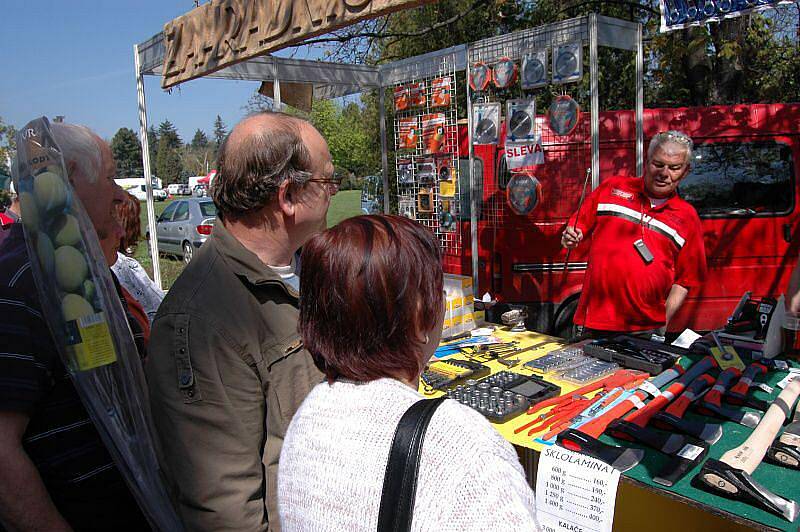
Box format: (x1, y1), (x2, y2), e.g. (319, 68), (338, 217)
(679, 141), (794, 217)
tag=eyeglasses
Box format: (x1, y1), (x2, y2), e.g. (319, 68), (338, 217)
(655, 130), (693, 148)
(308, 173), (343, 192)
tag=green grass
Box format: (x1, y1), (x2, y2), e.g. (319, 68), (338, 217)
(326, 189), (362, 227)
(135, 190), (363, 290)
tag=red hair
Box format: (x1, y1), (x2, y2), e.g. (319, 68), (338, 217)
(118, 192), (141, 255)
(299, 215), (443, 384)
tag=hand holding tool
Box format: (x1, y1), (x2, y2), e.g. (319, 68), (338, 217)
(562, 168), (592, 271)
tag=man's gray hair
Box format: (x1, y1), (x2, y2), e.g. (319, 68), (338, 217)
(50, 123), (103, 183)
(211, 112), (313, 218)
(648, 130), (693, 164)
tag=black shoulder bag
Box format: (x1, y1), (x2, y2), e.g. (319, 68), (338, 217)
(377, 397), (447, 532)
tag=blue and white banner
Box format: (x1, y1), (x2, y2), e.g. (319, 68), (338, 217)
(660, 0), (791, 32)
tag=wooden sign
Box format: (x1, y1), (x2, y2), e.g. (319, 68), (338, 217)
(161, 0), (433, 89)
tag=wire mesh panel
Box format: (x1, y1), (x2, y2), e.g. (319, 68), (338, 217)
(391, 52), (463, 255)
(467, 16), (593, 229)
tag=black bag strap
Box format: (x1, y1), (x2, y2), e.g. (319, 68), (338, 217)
(377, 397), (447, 532)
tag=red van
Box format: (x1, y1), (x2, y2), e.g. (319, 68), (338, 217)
(447, 103), (800, 336)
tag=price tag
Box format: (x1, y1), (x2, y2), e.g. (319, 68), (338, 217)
(535, 446), (621, 532)
(638, 381), (662, 398)
(756, 383), (774, 394)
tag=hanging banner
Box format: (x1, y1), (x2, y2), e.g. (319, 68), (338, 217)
(505, 138), (545, 172)
(161, 0), (436, 88)
(659, 0), (792, 32)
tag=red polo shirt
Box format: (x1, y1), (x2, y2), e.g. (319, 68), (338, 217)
(570, 176), (706, 332)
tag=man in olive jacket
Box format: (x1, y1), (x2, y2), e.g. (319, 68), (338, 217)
(147, 112), (337, 531)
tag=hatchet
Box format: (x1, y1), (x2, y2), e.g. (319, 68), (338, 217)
(695, 367), (761, 428)
(695, 377), (800, 522)
(726, 362), (770, 412)
(652, 374), (723, 445)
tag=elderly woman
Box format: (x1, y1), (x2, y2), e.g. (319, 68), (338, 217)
(278, 215), (539, 531)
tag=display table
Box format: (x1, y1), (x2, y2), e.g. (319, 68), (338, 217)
(422, 329), (798, 531)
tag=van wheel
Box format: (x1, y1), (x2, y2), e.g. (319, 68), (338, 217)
(182, 241), (194, 264)
(553, 297), (580, 340)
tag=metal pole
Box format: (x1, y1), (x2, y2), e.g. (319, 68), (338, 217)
(378, 78), (390, 214)
(273, 58), (282, 111)
(134, 44), (162, 290)
(635, 22), (644, 176)
(274, 78), (282, 111)
(467, 46), (478, 294)
(589, 14), (600, 190)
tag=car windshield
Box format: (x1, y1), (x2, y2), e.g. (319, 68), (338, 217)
(199, 201), (217, 217)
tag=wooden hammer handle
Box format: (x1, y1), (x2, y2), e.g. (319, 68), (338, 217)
(720, 377), (800, 475)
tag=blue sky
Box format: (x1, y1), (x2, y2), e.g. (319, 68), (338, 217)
(1, 1), (324, 142)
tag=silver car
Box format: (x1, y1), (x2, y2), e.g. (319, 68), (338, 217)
(153, 198), (217, 263)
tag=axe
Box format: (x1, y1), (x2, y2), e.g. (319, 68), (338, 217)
(765, 440), (800, 470)
(695, 367), (761, 428)
(605, 358), (720, 486)
(726, 362), (770, 411)
(652, 374), (723, 445)
(556, 362), (692, 472)
(779, 400), (800, 447)
(695, 377), (800, 522)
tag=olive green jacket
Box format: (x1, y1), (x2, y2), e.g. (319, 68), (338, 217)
(146, 220), (323, 531)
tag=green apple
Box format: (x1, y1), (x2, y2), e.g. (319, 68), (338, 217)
(82, 280), (96, 303)
(36, 232), (55, 273)
(19, 192), (40, 231)
(52, 214), (81, 247)
(61, 293), (95, 322)
(54, 245), (88, 292)
(34, 171), (67, 212)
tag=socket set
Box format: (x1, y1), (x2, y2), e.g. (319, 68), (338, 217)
(421, 359), (491, 392)
(523, 341), (593, 374)
(559, 359), (618, 384)
(584, 335), (679, 374)
(446, 371), (561, 423)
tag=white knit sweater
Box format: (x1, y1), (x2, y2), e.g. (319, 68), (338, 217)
(278, 378), (540, 531)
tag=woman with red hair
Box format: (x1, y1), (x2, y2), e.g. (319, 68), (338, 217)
(278, 215), (538, 531)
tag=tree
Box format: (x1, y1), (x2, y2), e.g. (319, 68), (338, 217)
(158, 120), (182, 148)
(191, 129), (209, 149)
(146, 125), (159, 169)
(0, 117), (17, 176)
(156, 135), (183, 185)
(155, 119), (183, 184)
(110, 128), (143, 179)
(213, 115), (227, 155)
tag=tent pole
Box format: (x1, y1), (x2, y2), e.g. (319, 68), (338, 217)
(378, 79), (390, 214)
(134, 44), (162, 290)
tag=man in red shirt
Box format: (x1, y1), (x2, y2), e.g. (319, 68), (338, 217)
(562, 130), (707, 335)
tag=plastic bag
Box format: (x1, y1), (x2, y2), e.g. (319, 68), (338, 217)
(12, 117), (183, 531)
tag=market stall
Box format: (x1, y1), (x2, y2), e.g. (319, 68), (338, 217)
(423, 283), (798, 531)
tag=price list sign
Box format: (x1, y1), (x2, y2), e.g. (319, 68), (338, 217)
(535, 446), (621, 532)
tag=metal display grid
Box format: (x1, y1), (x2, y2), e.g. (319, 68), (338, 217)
(391, 54), (462, 254)
(468, 17), (592, 229)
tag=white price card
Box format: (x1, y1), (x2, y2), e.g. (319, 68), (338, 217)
(535, 446), (620, 532)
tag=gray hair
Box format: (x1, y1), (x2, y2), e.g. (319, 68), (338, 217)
(211, 112), (313, 218)
(50, 122), (102, 183)
(648, 130), (693, 164)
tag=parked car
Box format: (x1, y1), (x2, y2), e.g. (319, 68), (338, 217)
(150, 198), (217, 263)
(193, 184), (208, 197)
(128, 184), (167, 202)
